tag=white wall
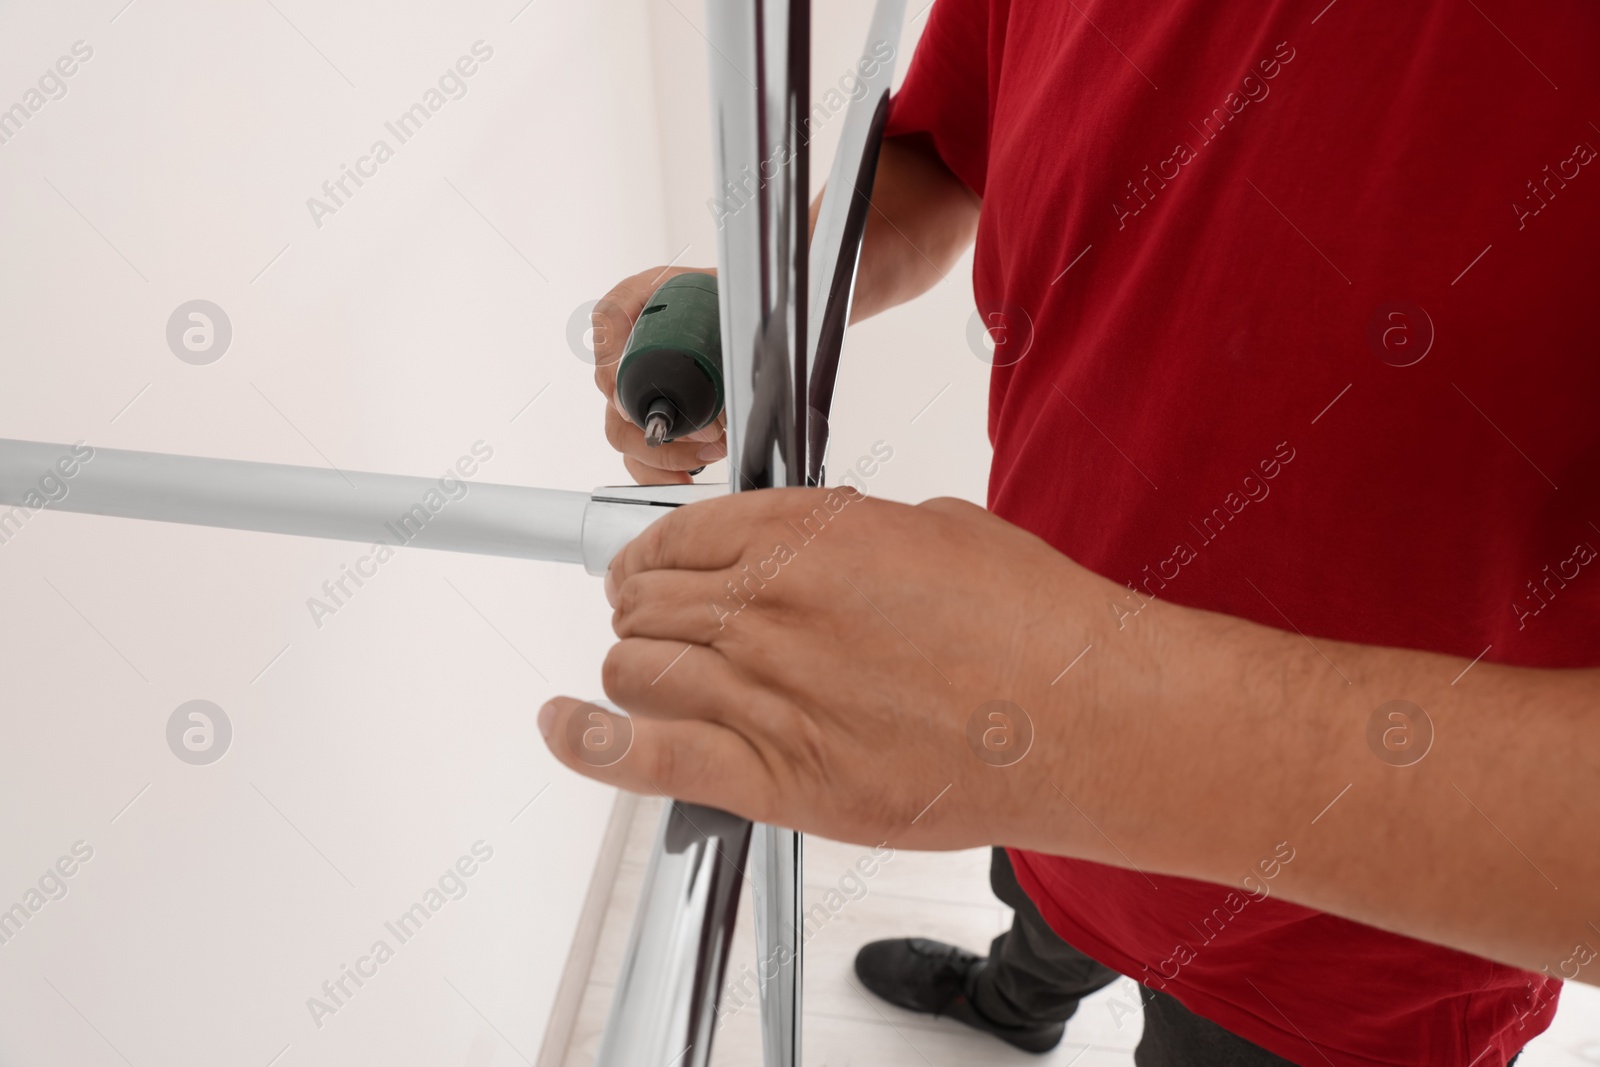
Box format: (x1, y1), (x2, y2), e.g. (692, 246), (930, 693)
(0, 2), (666, 1064)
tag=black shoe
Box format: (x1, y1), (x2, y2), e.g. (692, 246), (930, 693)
(853, 938), (1067, 1054)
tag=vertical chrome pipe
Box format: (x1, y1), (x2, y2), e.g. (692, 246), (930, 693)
(595, 1), (812, 1060)
(706, 0), (809, 493)
(749, 822), (803, 1067)
(603, 0), (919, 1062)
(597, 2), (811, 1065)
(592, 802), (752, 1066)
(705, 4), (809, 1066)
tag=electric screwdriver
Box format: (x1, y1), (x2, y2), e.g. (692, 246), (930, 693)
(615, 272), (725, 448)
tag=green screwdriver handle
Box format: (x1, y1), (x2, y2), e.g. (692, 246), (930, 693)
(616, 273), (724, 448)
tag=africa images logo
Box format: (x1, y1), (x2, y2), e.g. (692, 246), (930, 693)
(167, 700), (232, 766)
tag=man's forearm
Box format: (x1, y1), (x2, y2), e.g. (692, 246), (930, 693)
(1076, 595), (1600, 980)
(809, 135), (980, 323)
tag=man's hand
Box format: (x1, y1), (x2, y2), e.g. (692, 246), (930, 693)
(592, 266), (727, 486)
(537, 488), (1600, 979)
(537, 488), (1151, 852)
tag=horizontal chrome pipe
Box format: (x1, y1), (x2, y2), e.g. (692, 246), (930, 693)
(0, 439), (720, 575)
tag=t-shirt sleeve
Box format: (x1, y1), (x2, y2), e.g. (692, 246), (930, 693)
(882, 0), (995, 197)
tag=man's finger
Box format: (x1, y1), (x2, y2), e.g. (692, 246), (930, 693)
(612, 569), (732, 646)
(610, 493), (762, 586)
(538, 696), (770, 813)
(600, 636), (761, 725)
(623, 455), (691, 486)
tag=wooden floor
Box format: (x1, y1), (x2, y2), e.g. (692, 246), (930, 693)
(561, 796), (1600, 1067)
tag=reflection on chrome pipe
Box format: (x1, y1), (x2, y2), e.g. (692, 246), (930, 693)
(706, 0), (809, 494)
(805, 0), (908, 485)
(593, 802), (752, 1067)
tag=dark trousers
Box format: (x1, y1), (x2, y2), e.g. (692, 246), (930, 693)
(975, 848), (1299, 1066)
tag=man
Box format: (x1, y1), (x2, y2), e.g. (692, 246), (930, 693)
(544, 1), (1599, 1063)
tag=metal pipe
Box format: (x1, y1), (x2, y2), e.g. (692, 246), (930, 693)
(591, 800), (752, 1066)
(599, 4), (913, 1064)
(706, 0), (809, 494)
(595, 4), (813, 1066)
(707, 4), (808, 1066)
(0, 439), (716, 576)
(750, 822), (803, 1067)
(0, 438), (587, 562)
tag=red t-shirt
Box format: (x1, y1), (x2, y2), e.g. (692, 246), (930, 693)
(885, 1), (1598, 1063)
